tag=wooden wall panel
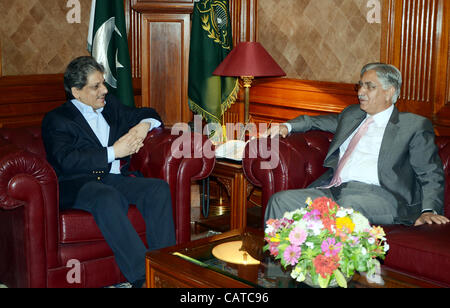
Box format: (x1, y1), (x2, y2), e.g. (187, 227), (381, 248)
(140, 13), (191, 126)
(230, 0), (258, 44)
(0, 74), (66, 128)
(381, 0), (449, 134)
(248, 78), (358, 124)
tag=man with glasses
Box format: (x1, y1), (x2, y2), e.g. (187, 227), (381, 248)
(42, 56), (176, 287)
(264, 63), (449, 227)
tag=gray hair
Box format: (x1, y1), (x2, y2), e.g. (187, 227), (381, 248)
(361, 63), (402, 104)
(63, 56), (105, 100)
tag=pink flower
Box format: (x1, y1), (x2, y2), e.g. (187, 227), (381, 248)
(303, 209), (320, 221)
(283, 245), (301, 266)
(289, 226), (307, 246)
(321, 238), (342, 257)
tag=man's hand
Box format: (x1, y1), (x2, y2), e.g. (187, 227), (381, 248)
(112, 122), (151, 158)
(260, 124), (289, 138)
(414, 212), (450, 226)
(128, 122), (151, 142)
(113, 130), (145, 159)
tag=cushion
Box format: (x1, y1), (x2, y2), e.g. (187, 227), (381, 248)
(384, 224), (450, 286)
(59, 206), (146, 244)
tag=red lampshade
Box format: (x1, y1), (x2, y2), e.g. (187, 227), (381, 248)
(213, 42), (286, 77)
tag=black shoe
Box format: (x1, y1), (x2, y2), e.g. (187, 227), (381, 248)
(131, 278), (146, 288)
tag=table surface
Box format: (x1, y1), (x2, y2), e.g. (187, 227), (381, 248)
(146, 229), (441, 288)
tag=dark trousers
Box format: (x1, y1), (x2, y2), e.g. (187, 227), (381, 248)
(62, 174), (176, 283)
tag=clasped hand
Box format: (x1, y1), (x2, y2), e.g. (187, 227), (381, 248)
(113, 122), (150, 159)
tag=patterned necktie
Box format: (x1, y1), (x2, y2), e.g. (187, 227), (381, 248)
(325, 116), (374, 188)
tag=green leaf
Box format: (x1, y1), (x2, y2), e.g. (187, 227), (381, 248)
(334, 269), (348, 288)
(318, 275), (330, 288)
(292, 213), (301, 221)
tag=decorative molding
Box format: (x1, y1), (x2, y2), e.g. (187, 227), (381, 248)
(243, 78), (358, 124)
(132, 0), (195, 14)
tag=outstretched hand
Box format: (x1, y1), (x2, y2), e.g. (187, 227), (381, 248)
(259, 124), (289, 139)
(414, 212), (449, 226)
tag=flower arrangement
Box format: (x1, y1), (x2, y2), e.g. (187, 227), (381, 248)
(264, 197), (389, 288)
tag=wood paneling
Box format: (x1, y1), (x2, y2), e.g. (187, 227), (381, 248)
(133, 0), (194, 13)
(246, 78), (358, 124)
(0, 74), (66, 128)
(140, 13), (191, 126)
(381, 0), (449, 134)
(230, 0), (258, 44)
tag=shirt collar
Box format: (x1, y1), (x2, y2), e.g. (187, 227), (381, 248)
(71, 99), (105, 114)
(367, 104), (394, 128)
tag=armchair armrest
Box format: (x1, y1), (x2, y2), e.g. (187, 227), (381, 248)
(243, 130), (333, 215)
(0, 145), (57, 209)
(130, 127), (215, 244)
(0, 144), (60, 286)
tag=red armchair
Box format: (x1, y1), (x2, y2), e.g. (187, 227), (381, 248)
(243, 131), (450, 287)
(0, 126), (215, 288)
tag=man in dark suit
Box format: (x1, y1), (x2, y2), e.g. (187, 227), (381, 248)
(42, 56), (175, 287)
(264, 63), (449, 226)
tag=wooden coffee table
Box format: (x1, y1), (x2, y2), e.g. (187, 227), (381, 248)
(145, 229), (441, 288)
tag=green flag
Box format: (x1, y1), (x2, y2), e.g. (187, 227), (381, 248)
(87, 0), (134, 107)
(188, 0), (239, 124)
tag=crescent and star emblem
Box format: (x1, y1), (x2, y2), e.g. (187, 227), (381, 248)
(91, 17), (124, 89)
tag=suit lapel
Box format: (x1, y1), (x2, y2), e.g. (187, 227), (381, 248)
(64, 101), (104, 147)
(378, 107), (400, 175)
(101, 96), (118, 147)
(325, 108), (366, 166)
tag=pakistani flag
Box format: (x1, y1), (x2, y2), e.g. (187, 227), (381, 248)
(87, 0), (134, 107)
(188, 0), (239, 124)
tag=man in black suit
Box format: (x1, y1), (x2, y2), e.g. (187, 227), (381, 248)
(42, 56), (175, 287)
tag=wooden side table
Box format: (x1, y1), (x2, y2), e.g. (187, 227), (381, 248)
(208, 159), (249, 230)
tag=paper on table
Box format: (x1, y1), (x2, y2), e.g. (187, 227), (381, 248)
(214, 139), (249, 161)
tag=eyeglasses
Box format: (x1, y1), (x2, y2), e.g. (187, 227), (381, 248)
(355, 81), (377, 91)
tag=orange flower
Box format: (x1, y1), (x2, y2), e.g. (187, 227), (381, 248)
(313, 254), (340, 278)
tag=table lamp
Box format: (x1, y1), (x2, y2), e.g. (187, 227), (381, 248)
(213, 42), (286, 124)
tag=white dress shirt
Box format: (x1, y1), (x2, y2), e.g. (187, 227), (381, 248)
(338, 105), (394, 185)
(284, 105), (394, 186)
(71, 99), (161, 174)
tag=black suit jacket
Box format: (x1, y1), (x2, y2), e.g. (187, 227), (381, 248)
(42, 94), (162, 207)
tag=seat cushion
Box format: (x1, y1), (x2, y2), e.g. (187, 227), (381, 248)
(383, 224), (450, 286)
(59, 206), (146, 244)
